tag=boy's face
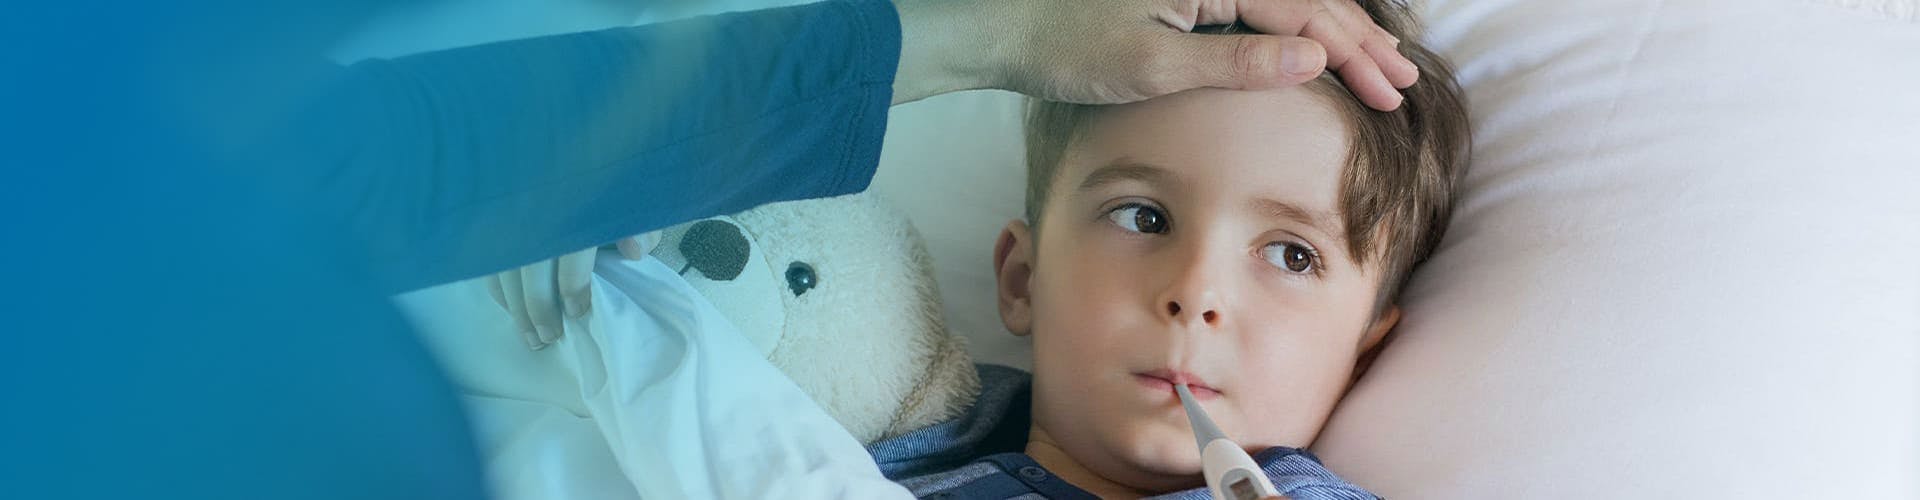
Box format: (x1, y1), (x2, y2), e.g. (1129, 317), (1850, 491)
(994, 86), (1399, 491)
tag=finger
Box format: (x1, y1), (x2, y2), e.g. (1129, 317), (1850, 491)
(1227, 0), (1323, 36)
(615, 236), (646, 260)
(1363, 35), (1419, 89)
(486, 274), (508, 310)
(1316, 0), (1380, 48)
(1294, 6), (1364, 73)
(498, 270), (544, 350)
(1317, 0), (1418, 88)
(1242, 0), (1374, 94)
(1231, 0), (1414, 101)
(1171, 33), (1326, 91)
(520, 263), (563, 345)
(1235, 0), (1363, 70)
(1316, 0), (1370, 30)
(557, 248), (596, 320)
(1335, 52), (1402, 111)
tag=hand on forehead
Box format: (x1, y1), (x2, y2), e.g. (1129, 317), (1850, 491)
(975, 0), (1419, 110)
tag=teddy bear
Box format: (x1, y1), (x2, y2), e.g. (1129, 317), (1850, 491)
(393, 190), (979, 498)
(642, 191), (980, 443)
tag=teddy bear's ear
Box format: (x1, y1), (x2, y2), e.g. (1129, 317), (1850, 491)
(649, 216), (751, 280)
(675, 220), (752, 281)
(645, 214), (787, 359)
(648, 216), (768, 282)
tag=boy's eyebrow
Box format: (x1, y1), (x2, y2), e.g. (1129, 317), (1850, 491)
(1076, 160), (1184, 193)
(1077, 160), (1339, 239)
(1253, 197), (1339, 238)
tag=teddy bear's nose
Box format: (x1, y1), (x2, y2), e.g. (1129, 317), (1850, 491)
(678, 220), (749, 281)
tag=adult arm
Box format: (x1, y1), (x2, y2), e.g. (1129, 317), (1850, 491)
(290, 0), (902, 295)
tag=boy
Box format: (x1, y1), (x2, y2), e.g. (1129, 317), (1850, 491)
(866, 2), (1470, 498)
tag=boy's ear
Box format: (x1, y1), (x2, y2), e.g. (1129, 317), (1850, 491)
(1351, 305), (1401, 384)
(993, 220), (1036, 337)
(1360, 305), (1400, 352)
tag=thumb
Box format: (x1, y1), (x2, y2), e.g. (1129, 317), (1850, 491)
(1173, 34), (1326, 91)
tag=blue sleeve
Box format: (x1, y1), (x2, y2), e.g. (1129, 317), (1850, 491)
(287, 0), (901, 293)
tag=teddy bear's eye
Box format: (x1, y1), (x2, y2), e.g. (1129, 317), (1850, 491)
(785, 262), (817, 296)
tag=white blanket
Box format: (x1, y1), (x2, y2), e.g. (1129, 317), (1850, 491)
(398, 251), (910, 499)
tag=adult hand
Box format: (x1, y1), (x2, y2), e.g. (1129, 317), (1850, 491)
(894, 0), (1418, 111)
(486, 233), (659, 350)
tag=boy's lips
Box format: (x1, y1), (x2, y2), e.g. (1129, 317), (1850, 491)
(1133, 369), (1221, 400)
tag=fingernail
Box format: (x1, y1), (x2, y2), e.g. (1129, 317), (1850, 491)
(536, 325), (558, 344)
(1380, 29), (1401, 46)
(523, 332), (546, 351)
(1282, 48), (1317, 76)
(1281, 39), (1329, 77)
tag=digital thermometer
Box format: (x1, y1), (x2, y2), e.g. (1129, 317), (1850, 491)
(1176, 384), (1281, 500)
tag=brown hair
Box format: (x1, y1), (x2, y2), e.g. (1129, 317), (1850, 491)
(1021, 0), (1470, 314)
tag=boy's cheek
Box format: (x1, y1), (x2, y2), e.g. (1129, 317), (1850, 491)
(1231, 358), (1354, 445)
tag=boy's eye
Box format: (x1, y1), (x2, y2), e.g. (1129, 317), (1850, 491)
(1106, 204), (1169, 234)
(1262, 242), (1316, 274)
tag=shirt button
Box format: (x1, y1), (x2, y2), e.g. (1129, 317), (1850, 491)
(1017, 466), (1048, 482)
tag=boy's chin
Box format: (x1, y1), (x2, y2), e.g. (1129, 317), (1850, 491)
(1107, 425), (1207, 479)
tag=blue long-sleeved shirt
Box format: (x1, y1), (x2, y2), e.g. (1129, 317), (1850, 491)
(2, 1), (901, 498)
(299, 0), (900, 293)
(870, 365), (1381, 499)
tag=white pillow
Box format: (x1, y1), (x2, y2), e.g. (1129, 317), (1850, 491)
(871, 91), (1033, 369)
(872, 0), (1920, 497)
(1312, 1), (1920, 497)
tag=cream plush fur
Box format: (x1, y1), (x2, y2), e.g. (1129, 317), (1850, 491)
(647, 191), (980, 443)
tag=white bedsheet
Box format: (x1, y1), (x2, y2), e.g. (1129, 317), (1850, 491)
(398, 251), (910, 499)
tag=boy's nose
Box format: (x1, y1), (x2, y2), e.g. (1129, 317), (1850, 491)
(1160, 277), (1226, 329)
(1157, 241), (1228, 330)
(1164, 299), (1221, 327)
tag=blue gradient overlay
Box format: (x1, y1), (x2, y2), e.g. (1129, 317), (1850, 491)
(0, 0), (899, 497)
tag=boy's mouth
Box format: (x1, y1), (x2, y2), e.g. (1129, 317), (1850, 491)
(1133, 369), (1221, 400)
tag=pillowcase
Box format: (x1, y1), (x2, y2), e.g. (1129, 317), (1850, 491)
(1308, 1), (1919, 497)
(871, 0), (1920, 497)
